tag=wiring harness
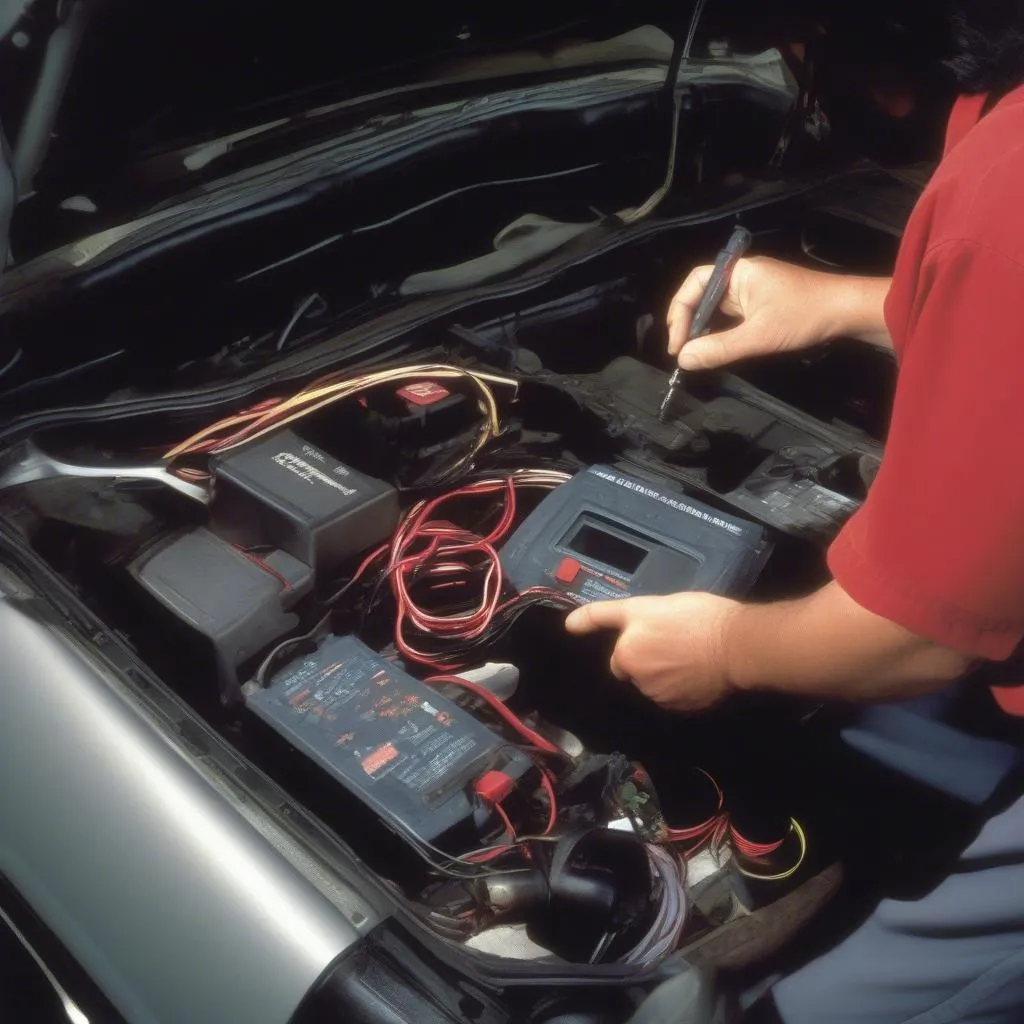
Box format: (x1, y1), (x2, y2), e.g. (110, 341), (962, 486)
(395, 673), (804, 961)
(353, 468), (579, 668)
(164, 363), (519, 482)
(659, 769), (807, 883)
(622, 844), (688, 967)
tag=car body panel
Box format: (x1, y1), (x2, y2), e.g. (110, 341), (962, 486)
(0, 595), (360, 1024)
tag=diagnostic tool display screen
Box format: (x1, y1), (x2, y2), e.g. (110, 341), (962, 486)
(502, 465), (769, 601)
(566, 519), (648, 574)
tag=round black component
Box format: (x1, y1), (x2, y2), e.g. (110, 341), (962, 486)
(527, 828), (655, 963)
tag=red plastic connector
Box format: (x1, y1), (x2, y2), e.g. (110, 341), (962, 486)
(474, 770), (516, 804)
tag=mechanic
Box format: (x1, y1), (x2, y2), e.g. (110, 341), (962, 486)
(566, 5), (1024, 1023)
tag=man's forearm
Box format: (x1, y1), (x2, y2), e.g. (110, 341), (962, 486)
(723, 581), (973, 702)
(826, 276), (893, 349)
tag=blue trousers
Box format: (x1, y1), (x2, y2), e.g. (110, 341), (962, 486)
(772, 691), (1024, 1024)
(773, 791), (1024, 1023)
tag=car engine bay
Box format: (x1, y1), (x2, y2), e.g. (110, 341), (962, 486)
(0, 192), (912, 979)
(2, 0), (1003, 1015)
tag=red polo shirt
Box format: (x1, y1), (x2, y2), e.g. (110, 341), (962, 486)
(827, 85), (1024, 714)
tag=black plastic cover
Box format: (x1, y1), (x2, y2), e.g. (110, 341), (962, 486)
(292, 924), (512, 1024)
(211, 430), (399, 578)
(557, 357), (883, 544)
(128, 527), (313, 703)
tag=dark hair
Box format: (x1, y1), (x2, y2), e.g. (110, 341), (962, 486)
(948, 2), (1024, 94)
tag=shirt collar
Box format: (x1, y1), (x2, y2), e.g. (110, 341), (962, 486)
(945, 84), (1024, 156)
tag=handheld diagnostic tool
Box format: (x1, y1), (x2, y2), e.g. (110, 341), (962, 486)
(500, 466), (771, 603)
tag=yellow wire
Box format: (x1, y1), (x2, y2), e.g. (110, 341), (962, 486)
(163, 409), (271, 458)
(164, 365), (518, 462)
(733, 818), (808, 882)
(164, 368), (475, 459)
(236, 367), (504, 450)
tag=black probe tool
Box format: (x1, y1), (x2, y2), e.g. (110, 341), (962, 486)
(658, 224), (752, 422)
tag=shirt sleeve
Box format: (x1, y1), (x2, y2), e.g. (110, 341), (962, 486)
(828, 239), (1024, 660)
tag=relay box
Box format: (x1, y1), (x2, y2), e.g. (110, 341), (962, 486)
(244, 635), (534, 846)
(500, 466), (771, 603)
(124, 430), (401, 703)
(211, 430), (399, 577)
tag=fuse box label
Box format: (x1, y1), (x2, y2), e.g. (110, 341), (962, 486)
(269, 645), (482, 795)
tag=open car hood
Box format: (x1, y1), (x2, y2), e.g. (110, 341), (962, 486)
(0, 1), (956, 281)
(0, 1), (704, 267)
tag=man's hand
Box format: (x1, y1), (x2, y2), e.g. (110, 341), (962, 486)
(667, 257), (893, 370)
(564, 592), (742, 712)
(565, 582), (974, 709)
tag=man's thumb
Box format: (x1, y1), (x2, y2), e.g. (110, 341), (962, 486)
(565, 599), (631, 636)
(677, 323), (772, 372)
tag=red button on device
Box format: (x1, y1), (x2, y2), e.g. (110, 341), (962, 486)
(555, 557), (581, 584)
(397, 381), (451, 406)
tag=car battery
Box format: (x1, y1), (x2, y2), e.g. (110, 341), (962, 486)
(211, 430), (399, 579)
(500, 466), (770, 603)
(243, 634), (535, 847)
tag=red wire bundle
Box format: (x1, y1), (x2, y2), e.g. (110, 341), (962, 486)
(729, 828), (786, 860)
(428, 673), (560, 859)
(664, 769), (726, 848)
(664, 769), (785, 860)
(426, 674), (561, 755)
(376, 472), (575, 668)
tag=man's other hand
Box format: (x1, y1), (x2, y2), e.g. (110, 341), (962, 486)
(564, 592), (742, 712)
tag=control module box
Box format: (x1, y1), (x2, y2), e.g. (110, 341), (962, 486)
(212, 430), (399, 577)
(244, 635), (534, 846)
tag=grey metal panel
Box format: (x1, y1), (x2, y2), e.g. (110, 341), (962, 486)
(0, 598), (359, 1024)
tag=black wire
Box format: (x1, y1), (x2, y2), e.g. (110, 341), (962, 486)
(401, 829), (531, 879)
(359, 569), (394, 634)
(276, 293), (327, 353)
(406, 592), (576, 666)
(254, 609), (332, 687)
(0, 347), (23, 383)
(0, 348), (125, 399)
(325, 566), (381, 608)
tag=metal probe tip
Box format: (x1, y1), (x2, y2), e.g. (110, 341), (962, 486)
(658, 370), (681, 422)
(658, 224), (752, 425)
